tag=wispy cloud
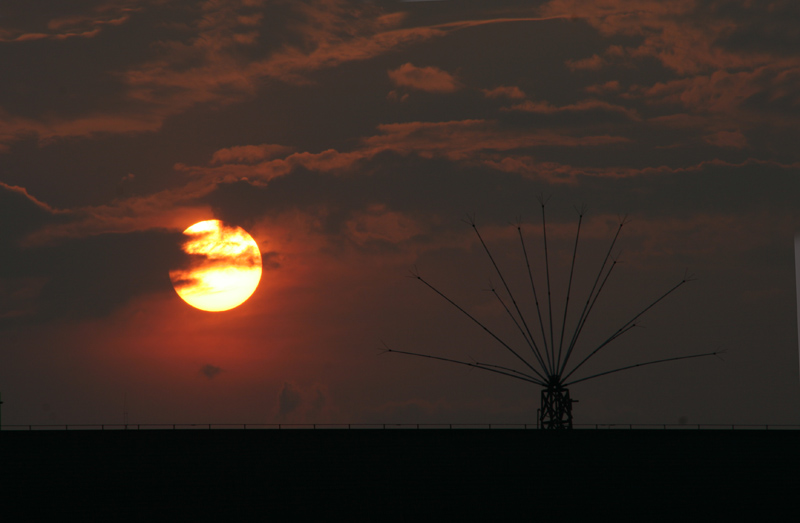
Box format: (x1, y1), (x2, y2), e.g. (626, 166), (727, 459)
(0, 1), (595, 151)
(540, 0), (774, 74)
(363, 120), (630, 160)
(0, 111), (162, 150)
(585, 81), (621, 95)
(482, 86), (526, 100)
(539, 0), (800, 149)
(388, 63), (459, 93)
(0, 2), (137, 42)
(211, 144), (295, 165)
(504, 99), (640, 120)
(703, 130), (748, 149)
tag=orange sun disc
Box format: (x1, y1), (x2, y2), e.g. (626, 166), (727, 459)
(169, 220), (262, 312)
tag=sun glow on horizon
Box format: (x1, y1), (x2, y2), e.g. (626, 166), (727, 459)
(170, 220), (262, 312)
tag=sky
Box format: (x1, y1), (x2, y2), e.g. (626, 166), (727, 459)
(1, 0), (799, 427)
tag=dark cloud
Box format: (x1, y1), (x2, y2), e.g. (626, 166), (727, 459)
(0, 182), (65, 245)
(200, 151), (800, 237)
(1, 226), (187, 324)
(308, 387), (326, 419)
(715, 1), (800, 56)
(0, 0), (136, 43)
(277, 382), (301, 419)
(200, 364), (223, 379)
(200, 156), (539, 237)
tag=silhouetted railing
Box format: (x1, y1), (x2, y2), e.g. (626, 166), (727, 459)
(1, 423), (799, 430)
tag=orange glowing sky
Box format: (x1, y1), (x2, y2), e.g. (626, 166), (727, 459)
(1, 0), (799, 427)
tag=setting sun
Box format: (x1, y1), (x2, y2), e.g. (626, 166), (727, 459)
(169, 220), (262, 312)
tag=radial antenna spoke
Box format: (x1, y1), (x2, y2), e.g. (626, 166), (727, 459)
(560, 258), (619, 374)
(563, 278), (690, 382)
(557, 322), (639, 383)
(556, 209), (584, 372)
(518, 226), (553, 374)
(559, 219), (625, 374)
(475, 361), (541, 381)
(385, 347), (545, 386)
(540, 203), (556, 372)
(565, 351), (721, 386)
(491, 288), (548, 377)
(470, 219), (547, 376)
(413, 273), (540, 377)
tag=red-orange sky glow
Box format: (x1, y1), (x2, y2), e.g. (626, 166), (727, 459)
(1, 0), (799, 427)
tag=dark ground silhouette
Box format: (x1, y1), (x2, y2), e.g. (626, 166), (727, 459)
(2, 429), (797, 518)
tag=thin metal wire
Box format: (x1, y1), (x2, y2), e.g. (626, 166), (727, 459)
(559, 258), (619, 375)
(560, 220), (625, 375)
(556, 210), (583, 371)
(540, 203), (556, 371)
(565, 351), (721, 386)
(385, 347), (545, 386)
(518, 226), (553, 374)
(490, 288), (548, 379)
(563, 278), (689, 382)
(470, 219), (548, 376)
(412, 272), (540, 377)
(475, 361), (543, 381)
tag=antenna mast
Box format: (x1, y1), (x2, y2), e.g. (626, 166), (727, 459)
(389, 206), (719, 429)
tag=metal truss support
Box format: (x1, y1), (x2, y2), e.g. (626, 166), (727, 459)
(540, 382), (574, 430)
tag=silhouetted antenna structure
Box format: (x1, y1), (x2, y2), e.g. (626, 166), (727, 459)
(386, 205), (720, 429)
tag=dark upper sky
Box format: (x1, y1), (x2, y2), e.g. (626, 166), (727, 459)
(1, 0), (799, 426)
